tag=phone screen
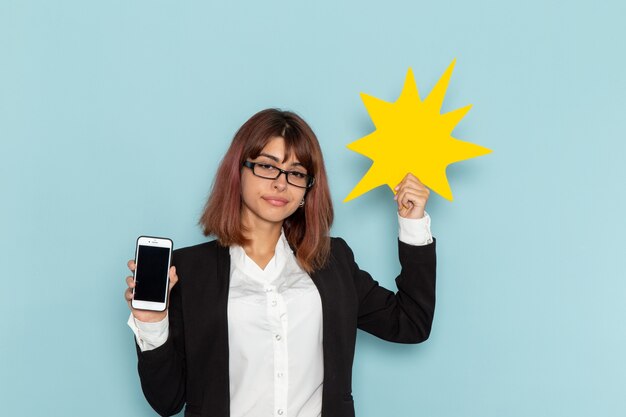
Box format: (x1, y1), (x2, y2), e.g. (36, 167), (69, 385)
(134, 245), (170, 302)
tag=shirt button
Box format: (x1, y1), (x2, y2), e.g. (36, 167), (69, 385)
(265, 287), (273, 293)
(271, 300), (277, 307)
(277, 372), (283, 378)
(275, 334), (282, 341)
(277, 410), (284, 416)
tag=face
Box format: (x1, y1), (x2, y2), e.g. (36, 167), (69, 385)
(240, 136), (308, 230)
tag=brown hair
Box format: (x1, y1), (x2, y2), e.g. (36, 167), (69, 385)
(199, 109), (334, 272)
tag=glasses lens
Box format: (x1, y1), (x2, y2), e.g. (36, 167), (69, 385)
(253, 164), (278, 178)
(287, 172), (309, 188)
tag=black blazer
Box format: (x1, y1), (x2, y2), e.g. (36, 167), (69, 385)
(135, 237), (436, 417)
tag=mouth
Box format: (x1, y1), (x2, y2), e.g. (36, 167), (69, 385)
(262, 196), (289, 207)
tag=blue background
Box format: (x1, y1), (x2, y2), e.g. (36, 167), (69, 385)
(1, 1), (625, 416)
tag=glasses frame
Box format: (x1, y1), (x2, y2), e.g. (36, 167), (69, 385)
(242, 161), (315, 189)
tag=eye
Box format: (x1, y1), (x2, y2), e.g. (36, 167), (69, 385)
(289, 171), (307, 179)
(258, 163), (277, 171)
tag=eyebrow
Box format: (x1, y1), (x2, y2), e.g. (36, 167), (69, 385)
(257, 153), (304, 168)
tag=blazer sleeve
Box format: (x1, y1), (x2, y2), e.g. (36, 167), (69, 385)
(134, 253), (186, 417)
(345, 237), (437, 343)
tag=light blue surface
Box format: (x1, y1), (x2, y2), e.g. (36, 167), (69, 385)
(1, 1), (625, 416)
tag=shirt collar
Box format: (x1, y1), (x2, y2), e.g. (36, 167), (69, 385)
(229, 230), (292, 284)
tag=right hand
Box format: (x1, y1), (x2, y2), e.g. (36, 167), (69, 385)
(124, 259), (179, 323)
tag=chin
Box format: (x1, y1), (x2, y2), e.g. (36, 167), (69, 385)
(268, 207), (301, 223)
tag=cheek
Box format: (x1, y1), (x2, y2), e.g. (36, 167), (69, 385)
(240, 173), (259, 198)
(239, 180), (258, 210)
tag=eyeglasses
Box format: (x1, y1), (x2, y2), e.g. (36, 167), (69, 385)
(243, 161), (315, 189)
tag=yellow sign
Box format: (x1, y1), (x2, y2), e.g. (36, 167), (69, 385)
(345, 60), (491, 202)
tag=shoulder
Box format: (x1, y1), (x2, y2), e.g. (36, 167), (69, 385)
(171, 240), (230, 294)
(327, 236), (355, 264)
(329, 236), (349, 251)
(173, 239), (220, 257)
(172, 239), (227, 270)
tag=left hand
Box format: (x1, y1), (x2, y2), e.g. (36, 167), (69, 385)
(394, 173), (430, 219)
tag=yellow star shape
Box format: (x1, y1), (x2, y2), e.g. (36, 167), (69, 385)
(344, 59), (492, 202)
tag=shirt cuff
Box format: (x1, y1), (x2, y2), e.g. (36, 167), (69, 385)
(126, 313), (169, 352)
(398, 211), (433, 246)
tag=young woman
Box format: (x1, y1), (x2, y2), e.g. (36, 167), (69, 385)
(124, 109), (436, 417)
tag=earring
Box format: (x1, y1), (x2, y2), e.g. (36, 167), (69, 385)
(299, 199), (305, 207)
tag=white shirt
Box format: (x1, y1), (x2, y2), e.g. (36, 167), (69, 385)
(128, 213), (432, 417)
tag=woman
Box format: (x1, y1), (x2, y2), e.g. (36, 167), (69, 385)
(124, 109), (436, 417)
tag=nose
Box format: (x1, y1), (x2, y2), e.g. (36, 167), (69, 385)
(272, 171), (288, 190)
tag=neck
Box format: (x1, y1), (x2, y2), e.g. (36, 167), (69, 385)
(241, 216), (284, 270)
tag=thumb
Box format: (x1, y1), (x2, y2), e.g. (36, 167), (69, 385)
(168, 266), (179, 290)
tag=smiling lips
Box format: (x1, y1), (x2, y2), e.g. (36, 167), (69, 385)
(262, 196), (289, 207)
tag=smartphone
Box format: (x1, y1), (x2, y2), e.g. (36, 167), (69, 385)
(132, 236), (173, 311)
